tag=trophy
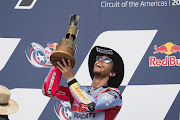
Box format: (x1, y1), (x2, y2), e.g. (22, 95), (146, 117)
(50, 14), (79, 68)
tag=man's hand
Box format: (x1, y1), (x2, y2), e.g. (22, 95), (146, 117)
(56, 59), (74, 80)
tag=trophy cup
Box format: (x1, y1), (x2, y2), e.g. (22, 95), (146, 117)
(50, 14), (79, 68)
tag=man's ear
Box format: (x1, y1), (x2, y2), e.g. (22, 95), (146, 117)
(110, 72), (116, 77)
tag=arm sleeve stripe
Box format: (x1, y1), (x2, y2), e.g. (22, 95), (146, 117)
(70, 82), (91, 104)
(68, 79), (77, 86)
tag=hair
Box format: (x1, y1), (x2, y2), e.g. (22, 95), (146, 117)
(0, 115), (9, 120)
(106, 57), (116, 76)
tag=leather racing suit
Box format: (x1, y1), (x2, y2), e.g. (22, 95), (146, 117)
(42, 67), (122, 120)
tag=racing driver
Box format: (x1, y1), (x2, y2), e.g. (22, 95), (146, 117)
(42, 46), (124, 120)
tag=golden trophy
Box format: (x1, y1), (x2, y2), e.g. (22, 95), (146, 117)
(50, 14), (79, 68)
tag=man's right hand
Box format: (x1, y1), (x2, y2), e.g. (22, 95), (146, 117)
(56, 59), (74, 81)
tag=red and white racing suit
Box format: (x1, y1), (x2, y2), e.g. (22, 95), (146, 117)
(42, 67), (122, 120)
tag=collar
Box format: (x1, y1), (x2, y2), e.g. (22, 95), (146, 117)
(90, 85), (108, 92)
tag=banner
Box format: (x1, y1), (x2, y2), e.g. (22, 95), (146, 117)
(0, 0), (179, 120)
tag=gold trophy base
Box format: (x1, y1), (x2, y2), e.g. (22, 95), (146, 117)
(50, 45), (75, 68)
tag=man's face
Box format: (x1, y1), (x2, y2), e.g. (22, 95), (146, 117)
(93, 55), (115, 77)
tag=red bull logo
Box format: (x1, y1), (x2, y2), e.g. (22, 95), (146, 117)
(45, 43), (58, 55)
(149, 42), (180, 67)
(153, 42), (180, 55)
(47, 43), (58, 50)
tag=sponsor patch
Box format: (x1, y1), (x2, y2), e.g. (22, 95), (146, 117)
(74, 112), (95, 119)
(108, 91), (117, 98)
(96, 47), (113, 55)
(102, 93), (115, 106)
(47, 71), (56, 97)
(56, 90), (66, 95)
(71, 83), (91, 104)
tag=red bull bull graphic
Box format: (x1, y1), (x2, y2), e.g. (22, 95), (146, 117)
(153, 42), (180, 55)
(149, 42), (180, 67)
(153, 45), (168, 54)
(169, 44), (180, 53)
(25, 42), (58, 68)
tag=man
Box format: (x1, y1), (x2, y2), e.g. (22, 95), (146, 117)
(42, 46), (124, 120)
(0, 85), (19, 120)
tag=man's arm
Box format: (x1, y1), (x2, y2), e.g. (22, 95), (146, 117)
(56, 59), (122, 112)
(68, 78), (122, 112)
(42, 66), (72, 102)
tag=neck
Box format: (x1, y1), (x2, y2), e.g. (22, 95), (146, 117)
(91, 75), (109, 88)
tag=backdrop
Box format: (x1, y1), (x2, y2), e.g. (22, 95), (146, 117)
(0, 0), (180, 120)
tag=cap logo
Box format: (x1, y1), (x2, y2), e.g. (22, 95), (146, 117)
(96, 47), (113, 55)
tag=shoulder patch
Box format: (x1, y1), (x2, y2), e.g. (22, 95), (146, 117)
(108, 91), (117, 98)
(102, 93), (116, 106)
(108, 87), (122, 99)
